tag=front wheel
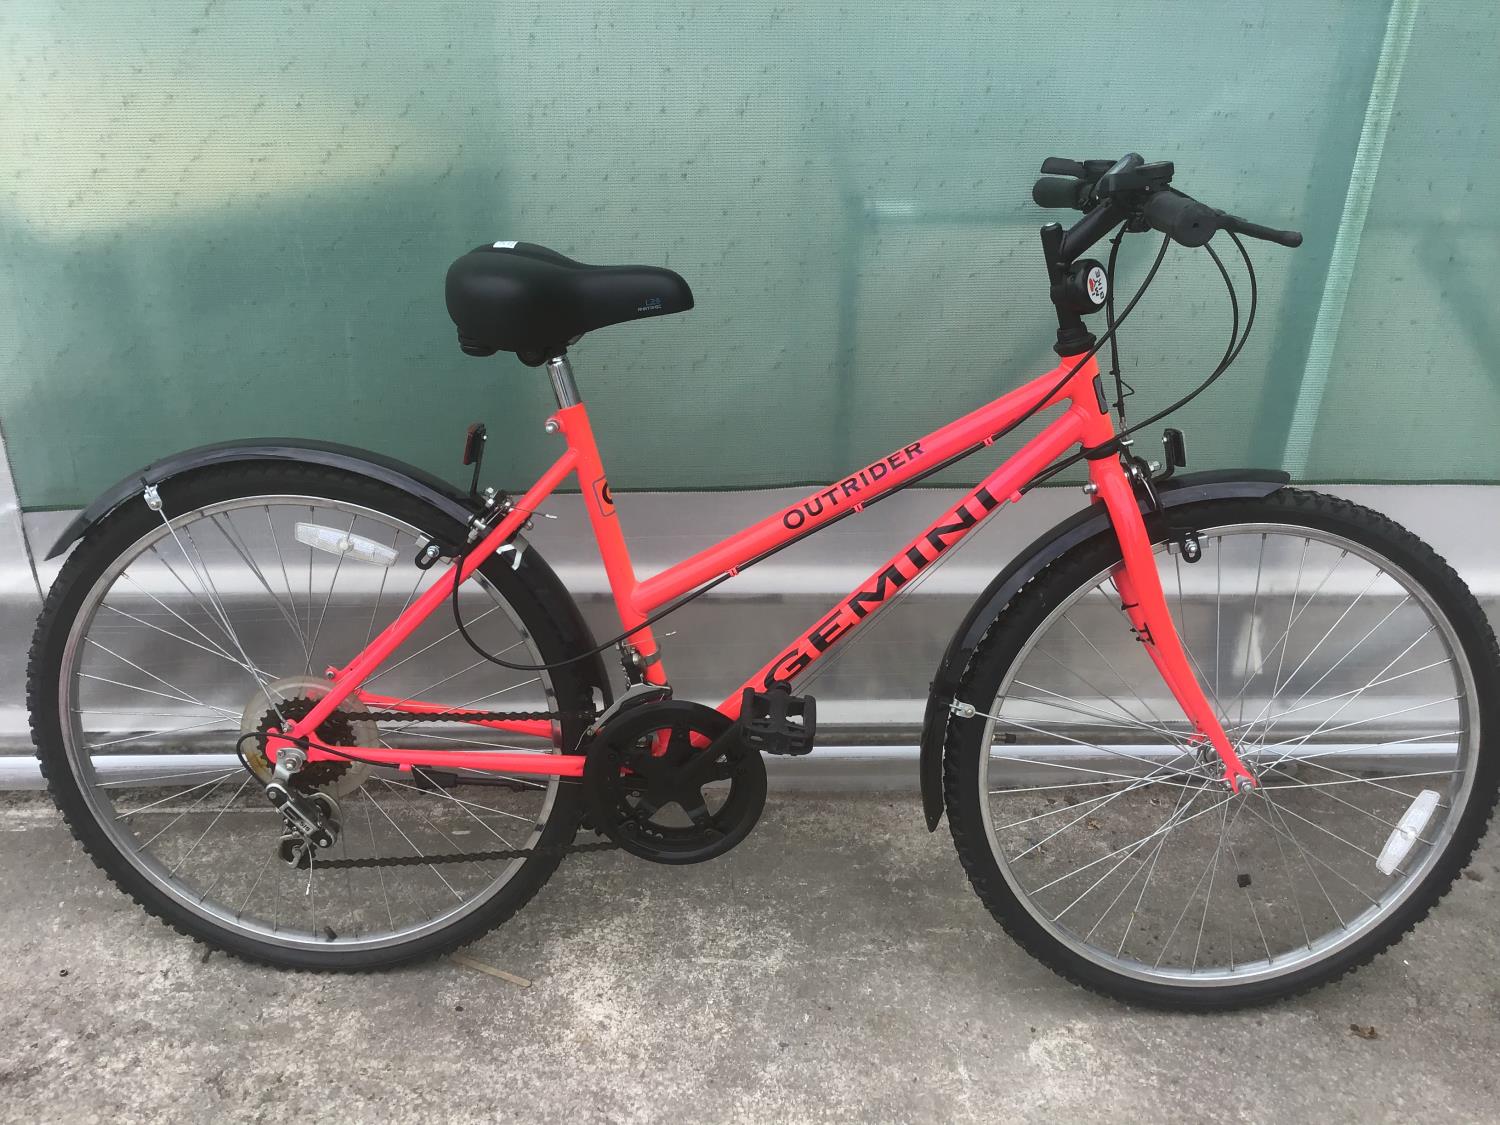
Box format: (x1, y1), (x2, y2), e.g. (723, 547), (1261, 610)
(944, 488), (1500, 1009)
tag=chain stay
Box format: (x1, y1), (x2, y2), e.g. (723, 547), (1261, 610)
(279, 704), (614, 867)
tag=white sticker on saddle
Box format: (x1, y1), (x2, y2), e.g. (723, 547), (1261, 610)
(492, 240), (518, 249)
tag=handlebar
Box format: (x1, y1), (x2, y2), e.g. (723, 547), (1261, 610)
(1032, 154), (1303, 250)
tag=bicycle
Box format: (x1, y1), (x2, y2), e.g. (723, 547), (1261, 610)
(28, 153), (1499, 1009)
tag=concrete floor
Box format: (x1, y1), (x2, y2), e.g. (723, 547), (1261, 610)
(1, 790), (1496, 1125)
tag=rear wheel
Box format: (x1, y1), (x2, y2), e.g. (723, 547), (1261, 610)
(29, 463), (597, 970)
(944, 489), (1500, 1008)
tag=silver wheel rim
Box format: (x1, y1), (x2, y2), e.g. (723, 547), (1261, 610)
(59, 493), (567, 954)
(977, 521), (1478, 988)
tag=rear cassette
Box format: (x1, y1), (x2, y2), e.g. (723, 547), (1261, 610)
(583, 700), (766, 865)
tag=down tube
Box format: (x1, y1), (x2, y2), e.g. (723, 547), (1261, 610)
(721, 406), (1089, 718)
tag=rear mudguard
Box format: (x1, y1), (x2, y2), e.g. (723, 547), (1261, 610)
(918, 468), (1289, 830)
(47, 437), (614, 707)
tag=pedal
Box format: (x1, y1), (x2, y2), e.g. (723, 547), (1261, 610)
(738, 686), (817, 756)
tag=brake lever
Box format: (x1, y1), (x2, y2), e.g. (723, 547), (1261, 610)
(1040, 157), (1124, 181)
(1041, 157), (1086, 177)
(1220, 212), (1303, 248)
(1095, 160), (1175, 198)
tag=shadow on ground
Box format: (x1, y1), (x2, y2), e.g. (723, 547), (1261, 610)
(1, 790), (1496, 1124)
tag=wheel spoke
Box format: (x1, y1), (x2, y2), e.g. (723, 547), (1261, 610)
(1011, 673), (1192, 743)
(980, 707), (1197, 776)
(78, 672), (239, 717)
(1030, 791), (1236, 895)
(99, 601), (243, 669)
(88, 716), (235, 750)
(381, 774), (536, 827)
(363, 787), (464, 901)
(360, 603), (507, 687)
(305, 514), (357, 672)
(264, 506), (315, 663)
(1008, 765), (1194, 861)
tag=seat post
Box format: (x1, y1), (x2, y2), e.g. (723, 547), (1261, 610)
(545, 354), (581, 409)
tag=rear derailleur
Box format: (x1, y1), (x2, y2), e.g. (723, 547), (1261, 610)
(264, 745), (342, 869)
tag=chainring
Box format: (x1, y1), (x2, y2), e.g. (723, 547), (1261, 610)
(582, 700), (766, 865)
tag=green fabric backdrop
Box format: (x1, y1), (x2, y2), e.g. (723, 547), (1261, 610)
(1, 1), (1495, 509)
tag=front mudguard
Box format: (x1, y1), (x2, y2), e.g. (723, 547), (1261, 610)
(47, 437), (614, 707)
(918, 468), (1289, 830)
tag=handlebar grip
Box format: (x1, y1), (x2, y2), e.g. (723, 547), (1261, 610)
(1141, 190), (1218, 248)
(1222, 213), (1303, 248)
(1033, 176), (1087, 210)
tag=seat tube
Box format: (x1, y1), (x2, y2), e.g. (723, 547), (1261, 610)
(548, 379), (668, 686)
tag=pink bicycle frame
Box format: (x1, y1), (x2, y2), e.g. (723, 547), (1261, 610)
(268, 353), (1254, 790)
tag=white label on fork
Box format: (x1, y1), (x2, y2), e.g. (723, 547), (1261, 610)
(1376, 789), (1440, 875)
(294, 523), (398, 567)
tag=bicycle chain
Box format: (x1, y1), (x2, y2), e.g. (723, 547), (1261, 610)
(284, 705), (620, 868)
(313, 838), (618, 869)
(340, 707), (566, 724)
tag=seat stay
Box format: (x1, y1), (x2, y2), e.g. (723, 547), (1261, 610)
(271, 448), (581, 759)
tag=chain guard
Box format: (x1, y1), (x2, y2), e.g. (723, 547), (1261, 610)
(583, 700), (766, 865)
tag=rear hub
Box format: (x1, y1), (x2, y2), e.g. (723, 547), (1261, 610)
(238, 676), (375, 797)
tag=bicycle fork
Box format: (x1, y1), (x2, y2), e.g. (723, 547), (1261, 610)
(1087, 454), (1257, 792)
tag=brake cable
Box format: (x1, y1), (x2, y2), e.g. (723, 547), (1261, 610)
(448, 548), (736, 673)
(1104, 228), (1134, 424)
(1115, 230), (1252, 437)
(1022, 227), (1257, 490)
